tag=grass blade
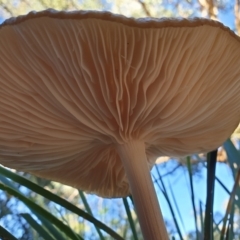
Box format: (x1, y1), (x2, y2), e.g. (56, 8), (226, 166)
(34, 212), (68, 240)
(199, 201), (204, 239)
(0, 225), (18, 240)
(0, 166), (123, 240)
(122, 197), (139, 240)
(79, 190), (104, 240)
(213, 220), (221, 237)
(0, 175), (19, 191)
(0, 182), (82, 240)
(223, 139), (240, 208)
(167, 178), (186, 235)
(21, 213), (56, 240)
(154, 165), (184, 240)
(223, 139), (240, 178)
(204, 150), (217, 240)
(186, 156), (199, 240)
(215, 176), (231, 195)
(220, 169), (240, 240)
(227, 207), (234, 240)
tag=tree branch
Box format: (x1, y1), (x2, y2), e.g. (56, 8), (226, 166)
(235, 0), (240, 34)
(136, 0), (152, 17)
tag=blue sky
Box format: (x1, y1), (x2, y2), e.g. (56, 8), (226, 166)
(219, 10), (235, 30)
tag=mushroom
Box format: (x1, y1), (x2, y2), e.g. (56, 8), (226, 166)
(1, 9), (240, 240)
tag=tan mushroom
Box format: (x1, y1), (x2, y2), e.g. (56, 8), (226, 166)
(1, 9), (240, 239)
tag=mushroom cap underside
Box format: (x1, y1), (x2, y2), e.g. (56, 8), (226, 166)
(1, 10), (240, 197)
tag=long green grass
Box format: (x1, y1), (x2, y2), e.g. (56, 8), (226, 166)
(0, 138), (239, 239)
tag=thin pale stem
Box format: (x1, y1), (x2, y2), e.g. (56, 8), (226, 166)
(116, 141), (168, 240)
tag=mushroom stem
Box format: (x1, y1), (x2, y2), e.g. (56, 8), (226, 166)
(116, 141), (168, 240)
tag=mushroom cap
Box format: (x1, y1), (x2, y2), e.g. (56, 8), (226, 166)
(1, 10), (240, 197)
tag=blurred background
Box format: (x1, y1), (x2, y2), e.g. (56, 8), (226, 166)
(0, 1), (240, 240)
